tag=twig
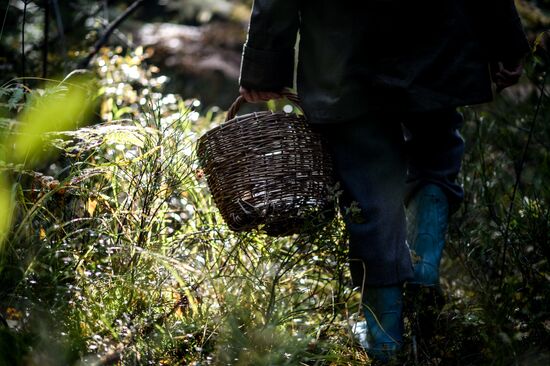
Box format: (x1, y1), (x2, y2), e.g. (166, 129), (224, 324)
(42, 0), (50, 79)
(78, 0), (145, 69)
(27, 5), (102, 54)
(51, 0), (66, 73)
(21, 0), (28, 83)
(0, 0), (10, 42)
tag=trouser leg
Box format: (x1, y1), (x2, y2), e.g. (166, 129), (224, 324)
(315, 115), (411, 361)
(402, 109), (465, 342)
(315, 115), (413, 287)
(403, 109), (465, 286)
(403, 109), (465, 210)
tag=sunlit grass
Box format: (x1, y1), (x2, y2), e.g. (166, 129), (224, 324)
(1, 43), (549, 365)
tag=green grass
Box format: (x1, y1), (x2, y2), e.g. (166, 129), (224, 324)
(0, 46), (549, 365)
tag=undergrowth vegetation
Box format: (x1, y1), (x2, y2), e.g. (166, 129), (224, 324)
(0, 48), (364, 366)
(1, 11), (550, 366)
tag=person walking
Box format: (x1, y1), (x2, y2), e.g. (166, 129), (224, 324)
(238, 0), (529, 362)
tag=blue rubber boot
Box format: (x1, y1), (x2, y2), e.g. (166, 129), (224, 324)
(408, 184), (449, 287)
(362, 286), (403, 362)
(405, 184), (449, 344)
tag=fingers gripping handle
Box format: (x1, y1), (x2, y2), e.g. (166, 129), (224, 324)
(226, 90), (303, 121)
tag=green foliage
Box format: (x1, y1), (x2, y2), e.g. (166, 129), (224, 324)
(0, 49), (362, 365)
(1, 2), (550, 365)
(429, 54), (550, 364)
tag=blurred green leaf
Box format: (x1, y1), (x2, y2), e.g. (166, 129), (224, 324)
(11, 82), (93, 164)
(0, 174), (13, 256)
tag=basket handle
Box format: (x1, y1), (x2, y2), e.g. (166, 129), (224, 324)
(226, 89), (303, 121)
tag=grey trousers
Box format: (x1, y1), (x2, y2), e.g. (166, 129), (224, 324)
(314, 109), (465, 286)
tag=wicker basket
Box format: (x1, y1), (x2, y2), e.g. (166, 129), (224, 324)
(196, 92), (334, 236)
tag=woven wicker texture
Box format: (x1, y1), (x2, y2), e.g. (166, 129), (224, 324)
(197, 92), (334, 236)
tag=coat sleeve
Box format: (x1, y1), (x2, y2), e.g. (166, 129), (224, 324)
(477, 0), (530, 62)
(239, 0), (300, 91)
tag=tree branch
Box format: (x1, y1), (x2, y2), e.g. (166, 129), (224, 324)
(78, 0), (145, 69)
(42, 0), (50, 79)
(28, 5), (102, 54)
(51, 0), (67, 73)
(21, 0), (28, 83)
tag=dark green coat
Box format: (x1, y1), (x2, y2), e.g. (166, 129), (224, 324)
(239, 0), (530, 123)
